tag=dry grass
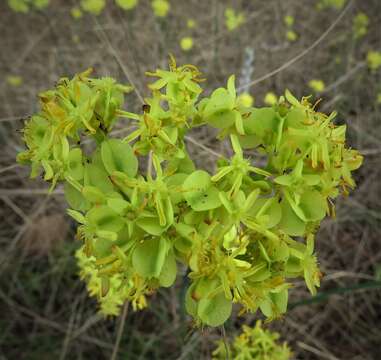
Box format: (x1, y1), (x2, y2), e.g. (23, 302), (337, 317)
(0, 0), (380, 359)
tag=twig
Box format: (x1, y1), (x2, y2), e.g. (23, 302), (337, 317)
(110, 302), (129, 360)
(297, 341), (340, 360)
(0, 164), (20, 174)
(185, 135), (223, 158)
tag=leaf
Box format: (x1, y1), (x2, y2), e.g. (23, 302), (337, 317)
(278, 199), (306, 236)
(248, 197), (282, 229)
(96, 230), (118, 241)
(274, 174), (293, 186)
(219, 191), (235, 213)
(41, 160), (53, 180)
(64, 182), (90, 211)
(136, 216), (167, 236)
(191, 187), (221, 212)
(299, 190), (326, 221)
(259, 297), (273, 318)
(82, 186), (105, 204)
(165, 173), (187, 204)
(101, 139), (138, 177)
(205, 109), (236, 129)
(227, 75), (236, 98)
(84, 162), (114, 194)
(204, 88), (234, 117)
(243, 108), (278, 141)
(203, 88), (236, 129)
(272, 288), (288, 313)
(285, 107), (306, 129)
(185, 283), (198, 318)
(86, 205), (124, 232)
(183, 170), (222, 211)
(93, 237), (113, 258)
(67, 209), (86, 224)
(197, 291), (232, 327)
(284, 89), (300, 107)
(107, 198), (129, 214)
(259, 241), (271, 263)
(159, 250), (177, 287)
(132, 237), (168, 277)
(67, 148), (84, 180)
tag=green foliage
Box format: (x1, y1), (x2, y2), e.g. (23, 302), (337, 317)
(212, 320), (292, 359)
(7, 0), (49, 13)
(18, 57), (363, 326)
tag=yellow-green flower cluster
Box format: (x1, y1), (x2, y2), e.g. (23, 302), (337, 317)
(212, 320), (292, 360)
(76, 247), (147, 315)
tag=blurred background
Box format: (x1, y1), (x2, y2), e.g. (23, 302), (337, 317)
(0, 0), (380, 359)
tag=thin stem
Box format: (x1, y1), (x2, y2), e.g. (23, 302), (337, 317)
(110, 302), (129, 360)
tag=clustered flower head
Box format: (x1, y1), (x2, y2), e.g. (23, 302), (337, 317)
(18, 57), (362, 326)
(212, 320), (292, 360)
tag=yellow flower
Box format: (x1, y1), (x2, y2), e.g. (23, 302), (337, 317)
(237, 92), (254, 107)
(286, 30), (298, 42)
(308, 79), (325, 93)
(317, 0), (346, 10)
(225, 8), (245, 31)
(7, 75), (23, 87)
(71, 6), (83, 19)
(80, 0), (106, 15)
(367, 50), (381, 71)
(264, 92), (277, 106)
(180, 37), (194, 51)
(187, 19), (196, 29)
(152, 0), (170, 18)
(115, 0), (138, 11)
(353, 12), (369, 39)
(284, 15), (294, 27)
